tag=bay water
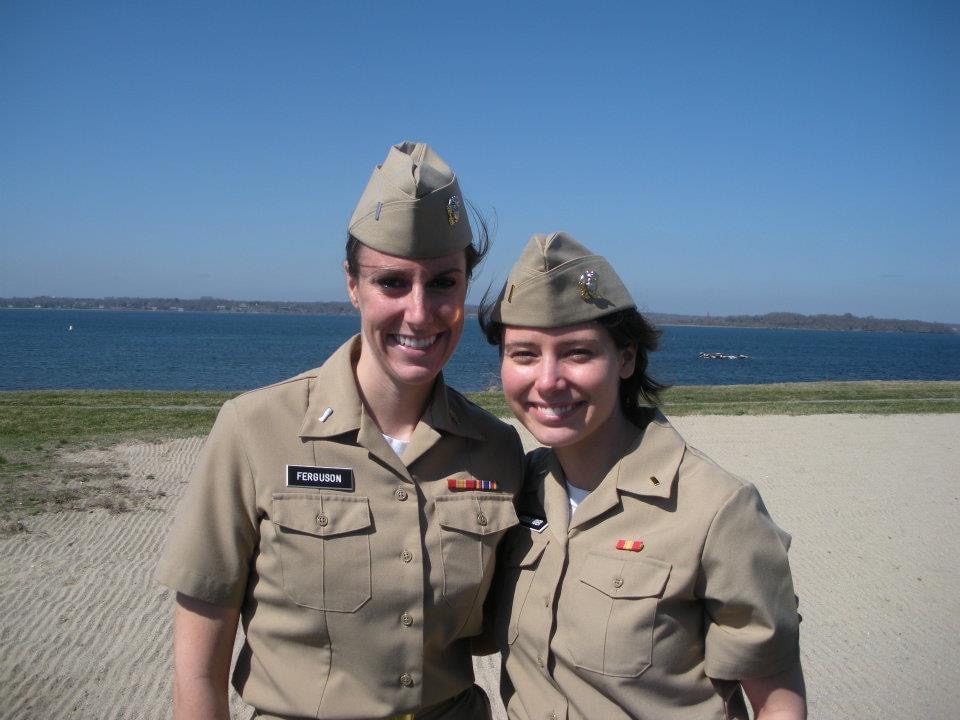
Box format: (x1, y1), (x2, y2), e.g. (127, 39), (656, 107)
(2, 309), (958, 392)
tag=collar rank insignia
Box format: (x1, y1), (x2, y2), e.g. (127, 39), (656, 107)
(286, 465), (354, 491)
(616, 539), (645, 552)
(519, 514), (548, 533)
(447, 477), (497, 491)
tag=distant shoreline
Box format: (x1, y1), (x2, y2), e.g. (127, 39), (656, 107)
(3, 298), (957, 334)
(655, 322), (945, 334)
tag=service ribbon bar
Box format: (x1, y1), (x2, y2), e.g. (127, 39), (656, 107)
(616, 539), (645, 552)
(447, 478), (498, 491)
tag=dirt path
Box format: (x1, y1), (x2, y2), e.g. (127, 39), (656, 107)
(1, 414), (957, 719)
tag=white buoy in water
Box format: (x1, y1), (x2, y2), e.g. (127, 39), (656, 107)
(68, 325), (73, 331)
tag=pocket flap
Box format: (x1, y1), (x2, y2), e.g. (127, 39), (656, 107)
(272, 493), (371, 537)
(579, 553), (671, 598)
(435, 494), (519, 536)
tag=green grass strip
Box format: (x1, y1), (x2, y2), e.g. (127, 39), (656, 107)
(471, 380), (960, 417)
(657, 380), (960, 415)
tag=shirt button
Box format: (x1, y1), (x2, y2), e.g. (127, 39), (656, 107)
(399, 673), (414, 687)
(400, 612), (413, 627)
(395, 488), (408, 501)
(476, 512), (488, 526)
(549, 713), (559, 720)
(400, 549), (413, 563)
(316, 513), (328, 527)
(543, 595), (550, 607)
(613, 576), (624, 588)
(536, 655), (544, 667)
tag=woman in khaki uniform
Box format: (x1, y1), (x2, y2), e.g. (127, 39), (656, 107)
(157, 142), (523, 720)
(480, 233), (806, 720)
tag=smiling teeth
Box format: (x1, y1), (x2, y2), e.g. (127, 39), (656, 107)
(539, 404), (576, 417)
(395, 334), (437, 349)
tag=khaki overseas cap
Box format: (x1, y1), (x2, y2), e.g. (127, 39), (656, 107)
(348, 141), (473, 258)
(494, 231), (635, 327)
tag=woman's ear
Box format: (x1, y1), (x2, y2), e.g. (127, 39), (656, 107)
(619, 344), (637, 379)
(344, 262), (360, 309)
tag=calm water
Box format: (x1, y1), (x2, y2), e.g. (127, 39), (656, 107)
(2, 309), (958, 392)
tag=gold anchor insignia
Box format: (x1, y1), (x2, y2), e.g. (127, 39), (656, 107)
(446, 195), (461, 226)
(578, 270), (600, 301)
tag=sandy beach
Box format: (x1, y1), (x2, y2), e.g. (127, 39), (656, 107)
(1, 413), (958, 719)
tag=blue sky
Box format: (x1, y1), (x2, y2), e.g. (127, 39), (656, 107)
(2, 1), (958, 323)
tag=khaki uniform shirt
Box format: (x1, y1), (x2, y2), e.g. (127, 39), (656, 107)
(157, 337), (523, 719)
(493, 413), (800, 720)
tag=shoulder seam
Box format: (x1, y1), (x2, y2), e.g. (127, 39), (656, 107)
(233, 371), (317, 400)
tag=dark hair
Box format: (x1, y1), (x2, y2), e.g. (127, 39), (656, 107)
(595, 309), (669, 421)
(478, 298), (668, 424)
(344, 201), (491, 281)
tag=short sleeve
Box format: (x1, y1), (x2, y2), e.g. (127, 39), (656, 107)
(156, 400), (259, 607)
(701, 482), (800, 680)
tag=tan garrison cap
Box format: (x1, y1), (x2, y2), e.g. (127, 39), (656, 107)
(348, 141), (473, 258)
(494, 232), (635, 327)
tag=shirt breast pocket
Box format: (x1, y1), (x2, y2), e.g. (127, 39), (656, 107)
(568, 552), (671, 677)
(271, 493), (372, 613)
(435, 494), (519, 624)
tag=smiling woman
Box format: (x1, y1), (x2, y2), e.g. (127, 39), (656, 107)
(480, 232), (807, 720)
(500, 324), (635, 456)
(156, 142), (524, 720)
(347, 246), (468, 419)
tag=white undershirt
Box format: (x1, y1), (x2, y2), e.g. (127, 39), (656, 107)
(566, 481), (591, 518)
(382, 434), (409, 458)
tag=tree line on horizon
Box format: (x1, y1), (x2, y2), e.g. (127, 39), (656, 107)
(3, 296), (956, 334)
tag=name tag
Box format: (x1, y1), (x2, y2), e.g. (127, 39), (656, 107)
(286, 465), (354, 491)
(519, 514), (548, 533)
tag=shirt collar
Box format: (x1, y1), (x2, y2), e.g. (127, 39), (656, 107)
(298, 336), (364, 439)
(298, 334), (483, 442)
(553, 411), (686, 532)
(614, 411), (685, 500)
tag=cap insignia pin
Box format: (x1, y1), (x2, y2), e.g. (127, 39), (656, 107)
(446, 195), (461, 226)
(578, 270), (600, 301)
